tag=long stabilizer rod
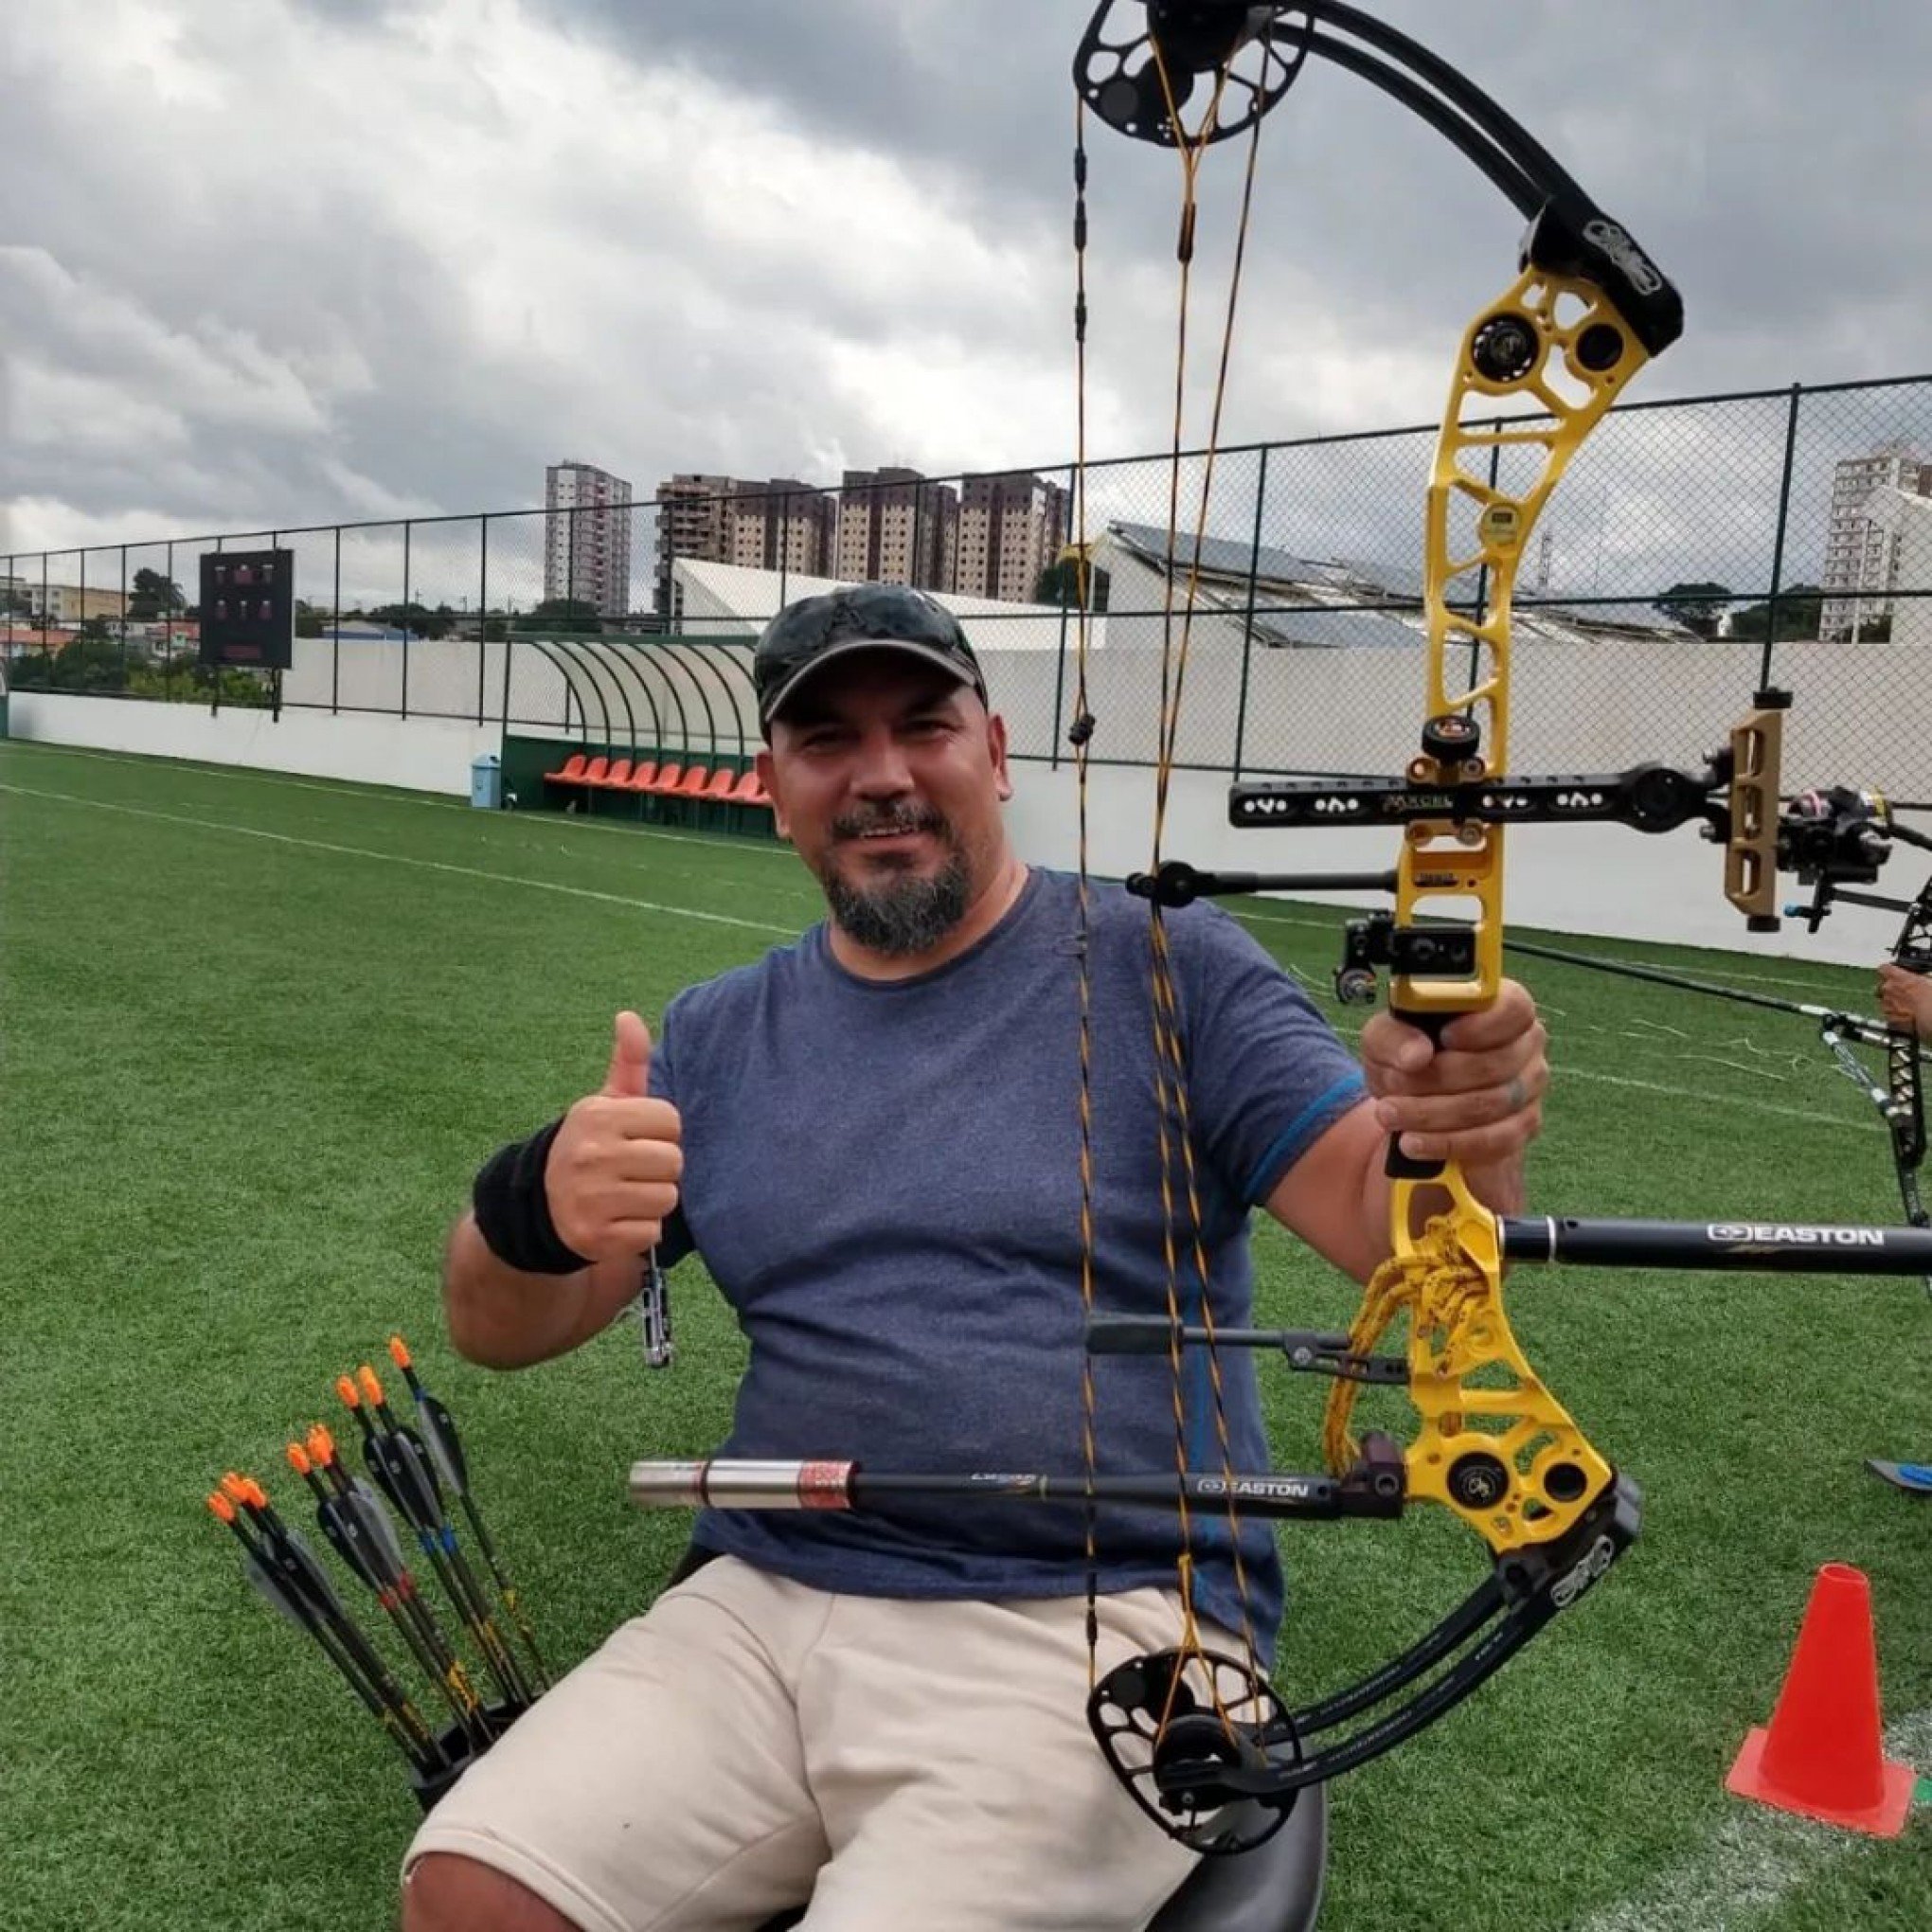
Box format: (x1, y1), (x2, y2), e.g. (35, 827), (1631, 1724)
(1500, 1214), (1932, 1272)
(628, 1444), (1407, 1521)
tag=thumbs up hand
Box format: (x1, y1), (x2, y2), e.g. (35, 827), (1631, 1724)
(546, 1011), (683, 1261)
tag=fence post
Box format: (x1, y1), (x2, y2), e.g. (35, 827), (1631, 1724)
(1232, 444), (1271, 779)
(165, 540), (175, 699)
(119, 543), (129, 689)
(477, 514), (492, 724)
(401, 520), (412, 722)
(1762, 382), (1803, 693)
(270, 530), (283, 722)
(331, 527), (342, 715)
(210, 534), (223, 717)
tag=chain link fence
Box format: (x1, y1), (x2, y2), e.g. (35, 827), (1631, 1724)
(7, 374), (1930, 799)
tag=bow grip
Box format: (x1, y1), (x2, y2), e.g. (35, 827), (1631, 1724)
(1384, 1007), (1452, 1182)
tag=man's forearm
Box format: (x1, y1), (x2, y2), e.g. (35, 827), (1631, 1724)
(442, 1212), (646, 1368)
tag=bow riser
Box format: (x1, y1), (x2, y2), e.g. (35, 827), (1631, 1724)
(1356, 268), (1652, 1553)
(1398, 266), (1652, 1024)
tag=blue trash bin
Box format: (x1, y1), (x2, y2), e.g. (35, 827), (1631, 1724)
(470, 752), (502, 810)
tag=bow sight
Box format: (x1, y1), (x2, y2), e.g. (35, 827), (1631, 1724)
(1781, 788), (1932, 946)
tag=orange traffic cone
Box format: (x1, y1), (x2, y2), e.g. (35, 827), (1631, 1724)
(1726, 1563), (1915, 1836)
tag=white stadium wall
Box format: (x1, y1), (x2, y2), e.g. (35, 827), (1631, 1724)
(9, 691), (498, 796)
(9, 685), (1902, 969)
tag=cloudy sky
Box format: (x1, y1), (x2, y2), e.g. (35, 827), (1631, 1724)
(4, 0), (1930, 564)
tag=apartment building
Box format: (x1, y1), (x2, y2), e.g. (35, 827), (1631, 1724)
(653, 461), (1068, 608)
(956, 472), (1069, 604)
(1852, 485), (1932, 649)
(1820, 442), (1932, 638)
(545, 461), (634, 618)
(654, 473), (838, 615)
(834, 468), (958, 591)
(4, 580), (130, 623)
(653, 473), (734, 617)
(727, 481), (837, 579)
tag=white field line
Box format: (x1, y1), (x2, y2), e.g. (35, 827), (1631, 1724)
(1, 745), (1880, 999)
(0, 740), (799, 861)
(1322, 1014), (1881, 1137)
(1575, 1708), (1931, 1932)
(0, 746), (1878, 994)
(1543, 1065), (1879, 1136)
(4, 778), (1886, 1141)
(0, 782), (798, 936)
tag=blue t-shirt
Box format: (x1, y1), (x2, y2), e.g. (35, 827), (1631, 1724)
(649, 867), (1366, 1654)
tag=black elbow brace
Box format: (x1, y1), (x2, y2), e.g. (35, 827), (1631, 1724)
(471, 1118), (591, 1275)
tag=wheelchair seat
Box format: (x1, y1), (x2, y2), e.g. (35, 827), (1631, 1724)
(755, 1782), (1326, 1932)
(1149, 1787), (1327, 1931)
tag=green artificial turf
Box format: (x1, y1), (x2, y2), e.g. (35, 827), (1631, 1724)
(1, 738), (1926, 1931)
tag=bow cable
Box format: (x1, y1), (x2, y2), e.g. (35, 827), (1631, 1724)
(1127, 27), (1297, 1746)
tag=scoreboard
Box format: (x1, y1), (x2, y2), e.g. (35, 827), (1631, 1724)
(199, 549), (294, 670)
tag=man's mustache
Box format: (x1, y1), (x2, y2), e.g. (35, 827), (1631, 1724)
(833, 806), (947, 841)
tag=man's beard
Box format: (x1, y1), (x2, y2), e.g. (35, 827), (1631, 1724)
(819, 806), (974, 957)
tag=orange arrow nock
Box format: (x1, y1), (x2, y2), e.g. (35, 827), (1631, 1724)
(388, 1334), (413, 1370)
(306, 1423), (338, 1465)
(336, 1375), (361, 1409)
(207, 1492), (236, 1523)
(357, 1365), (385, 1406)
(285, 1443), (312, 1476)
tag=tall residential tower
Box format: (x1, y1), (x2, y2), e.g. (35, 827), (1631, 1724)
(545, 461), (634, 618)
(1820, 442), (1932, 639)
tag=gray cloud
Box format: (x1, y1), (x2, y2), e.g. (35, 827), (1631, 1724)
(5, 0), (1931, 563)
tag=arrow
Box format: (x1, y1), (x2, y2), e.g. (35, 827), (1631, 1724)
(337, 1373), (532, 1711)
(386, 1335), (548, 1690)
(286, 1440), (494, 1750)
(209, 1478), (443, 1777)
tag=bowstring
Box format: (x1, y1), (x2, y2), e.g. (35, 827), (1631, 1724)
(1073, 88), (1104, 1690)
(1070, 22), (1287, 1744)
(1140, 33), (1275, 1725)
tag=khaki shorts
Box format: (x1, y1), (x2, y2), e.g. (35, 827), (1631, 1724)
(403, 1554), (1214, 1931)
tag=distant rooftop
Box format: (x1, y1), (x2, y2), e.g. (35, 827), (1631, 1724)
(1102, 520), (1689, 649)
